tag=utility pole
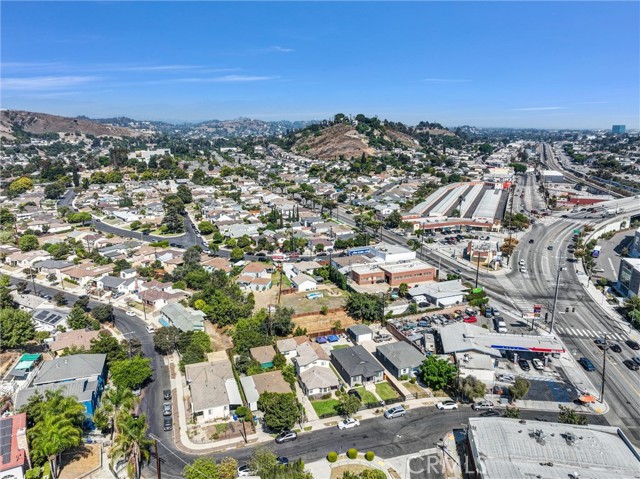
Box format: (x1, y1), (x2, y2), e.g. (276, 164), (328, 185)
(29, 266), (38, 296)
(549, 258), (566, 334)
(600, 334), (608, 403)
(154, 439), (161, 479)
(474, 250), (481, 289)
(506, 184), (515, 267)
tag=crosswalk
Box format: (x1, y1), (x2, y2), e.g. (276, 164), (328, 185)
(555, 326), (628, 342)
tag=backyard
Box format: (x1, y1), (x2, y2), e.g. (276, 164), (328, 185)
(280, 286), (348, 314)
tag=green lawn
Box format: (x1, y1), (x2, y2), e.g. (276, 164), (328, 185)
(332, 344), (350, 350)
(354, 387), (378, 404)
(375, 382), (400, 401)
(311, 399), (340, 417)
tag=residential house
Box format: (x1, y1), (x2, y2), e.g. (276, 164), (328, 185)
(159, 303), (206, 332)
(201, 257), (232, 274)
(96, 275), (137, 294)
(49, 329), (103, 356)
(15, 354), (107, 417)
(375, 342), (426, 379)
(137, 288), (186, 310)
(331, 345), (384, 387)
(291, 273), (317, 293)
(32, 259), (74, 277)
(59, 264), (114, 288)
(6, 250), (51, 269)
(241, 262), (272, 279)
(240, 370), (291, 411)
(299, 366), (340, 397)
(0, 413), (29, 479)
(250, 345), (277, 369)
(184, 357), (242, 422)
(31, 307), (70, 332)
(292, 342), (330, 374)
(276, 337), (300, 360)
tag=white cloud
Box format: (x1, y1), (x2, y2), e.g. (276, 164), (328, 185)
(511, 106), (567, 111)
(1, 76), (100, 90)
(190, 75), (277, 83)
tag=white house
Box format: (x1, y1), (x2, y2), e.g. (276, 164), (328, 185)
(184, 358), (242, 423)
(293, 342), (330, 374)
(291, 273), (317, 293)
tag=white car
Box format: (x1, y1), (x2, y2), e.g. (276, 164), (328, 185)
(520, 267), (527, 273)
(519, 259), (525, 266)
(532, 358), (544, 370)
(436, 400), (458, 410)
(126, 310), (136, 317)
(337, 418), (360, 430)
(145, 325), (155, 334)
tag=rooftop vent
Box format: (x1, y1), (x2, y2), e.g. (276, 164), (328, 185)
(564, 432), (577, 445)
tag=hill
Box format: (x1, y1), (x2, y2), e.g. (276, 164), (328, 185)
(0, 110), (145, 141)
(281, 114), (458, 161)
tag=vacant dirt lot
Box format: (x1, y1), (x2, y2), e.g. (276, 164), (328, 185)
(280, 286), (347, 314)
(292, 309), (356, 334)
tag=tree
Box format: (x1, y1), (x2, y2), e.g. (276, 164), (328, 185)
(53, 292), (67, 306)
(9, 176), (34, 196)
(110, 413), (153, 479)
(180, 342), (206, 371)
(509, 377), (530, 400)
(0, 308), (35, 349)
(218, 457), (239, 479)
(96, 386), (136, 434)
(384, 210), (403, 229)
(176, 184), (193, 204)
(67, 305), (97, 330)
(346, 292), (384, 322)
(558, 405), (587, 425)
(230, 247), (245, 261)
(418, 356), (457, 391)
(198, 221), (215, 235)
(91, 304), (114, 323)
(457, 375), (486, 400)
(0, 276), (15, 309)
(268, 306), (295, 337)
(0, 208), (16, 227)
(398, 283), (409, 298)
(183, 457), (219, 479)
(19, 234), (39, 252)
(338, 394), (362, 416)
(89, 333), (128, 365)
(29, 413), (81, 479)
(250, 448), (279, 476)
(110, 356), (153, 390)
(257, 392), (300, 432)
(16, 281), (28, 294)
(153, 326), (182, 355)
(503, 406), (521, 418)
(44, 182), (66, 200)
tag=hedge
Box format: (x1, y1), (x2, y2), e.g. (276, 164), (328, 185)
(347, 448), (358, 459)
(365, 451), (375, 461)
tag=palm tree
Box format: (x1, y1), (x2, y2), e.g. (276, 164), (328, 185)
(29, 414), (81, 479)
(110, 413), (153, 479)
(98, 386), (136, 436)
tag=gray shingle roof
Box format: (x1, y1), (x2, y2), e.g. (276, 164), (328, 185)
(376, 342), (425, 370)
(32, 354), (106, 385)
(331, 345), (382, 378)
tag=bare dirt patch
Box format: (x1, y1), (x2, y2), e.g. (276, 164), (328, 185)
(292, 310), (356, 335)
(205, 322), (234, 351)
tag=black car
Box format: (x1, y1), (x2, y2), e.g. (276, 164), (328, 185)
(623, 359), (639, 371)
(529, 239), (534, 244)
(626, 340), (640, 351)
(163, 417), (173, 431)
(578, 357), (596, 372)
(275, 430), (297, 444)
(163, 389), (172, 400)
(518, 359), (531, 371)
(347, 389), (362, 401)
(610, 343), (622, 353)
(276, 457), (289, 466)
(479, 410), (501, 417)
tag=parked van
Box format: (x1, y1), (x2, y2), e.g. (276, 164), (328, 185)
(493, 316), (507, 333)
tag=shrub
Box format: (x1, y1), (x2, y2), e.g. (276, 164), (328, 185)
(399, 374), (409, 381)
(335, 389), (342, 397)
(365, 451), (375, 461)
(347, 448), (358, 459)
(321, 393), (332, 400)
(409, 377), (416, 384)
(327, 452), (338, 463)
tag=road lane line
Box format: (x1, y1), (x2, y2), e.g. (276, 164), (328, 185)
(608, 258), (618, 279)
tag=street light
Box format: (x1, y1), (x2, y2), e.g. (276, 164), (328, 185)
(549, 257), (567, 334)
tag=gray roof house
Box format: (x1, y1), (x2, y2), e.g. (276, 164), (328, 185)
(299, 366), (340, 397)
(159, 303), (206, 332)
(32, 354), (107, 386)
(375, 342), (426, 379)
(346, 324), (374, 344)
(184, 359), (242, 422)
(331, 345), (384, 387)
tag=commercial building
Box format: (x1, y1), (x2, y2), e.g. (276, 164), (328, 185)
(612, 124), (626, 134)
(466, 417), (640, 478)
(378, 260), (437, 286)
(540, 170), (565, 184)
(616, 258), (640, 298)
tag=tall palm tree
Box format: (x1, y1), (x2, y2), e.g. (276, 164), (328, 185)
(98, 386), (136, 435)
(110, 413), (153, 479)
(29, 414), (81, 479)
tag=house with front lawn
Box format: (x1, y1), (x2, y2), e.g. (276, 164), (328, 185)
(184, 358), (242, 422)
(331, 345), (384, 387)
(375, 341), (425, 379)
(293, 341), (330, 374)
(299, 366), (340, 397)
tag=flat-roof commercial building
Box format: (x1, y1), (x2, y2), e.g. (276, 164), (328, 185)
(616, 258), (640, 298)
(466, 417), (640, 479)
(540, 170), (565, 183)
(378, 260), (437, 286)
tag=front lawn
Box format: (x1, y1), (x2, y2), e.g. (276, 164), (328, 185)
(354, 387), (378, 405)
(375, 382), (400, 401)
(311, 399), (340, 417)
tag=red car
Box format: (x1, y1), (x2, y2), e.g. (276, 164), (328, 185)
(463, 316), (478, 323)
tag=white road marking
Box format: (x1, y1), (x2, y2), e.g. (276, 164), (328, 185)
(608, 258), (618, 279)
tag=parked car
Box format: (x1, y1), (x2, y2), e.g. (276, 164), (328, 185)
(337, 418), (360, 430)
(132, 387), (141, 396)
(163, 389), (172, 400)
(276, 457), (289, 466)
(578, 357), (596, 372)
(519, 267), (527, 273)
(547, 245), (554, 251)
(436, 401), (458, 410)
(518, 359), (531, 371)
(529, 239), (534, 244)
(126, 310), (136, 317)
(162, 402), (172, 416)
(496, 373), (515, 384)
(479, 410), (501, 417)
(610, 343), (622, 353)
(623, 359), (639, 371)
(632, 356), (640, 366)
(532, 358), (544, 370)
(626, 340), (640, 351)
(163, 417), (173, 431)
(384, 406), (406, 419)
(471, 400), (494, 410)
(237, 465), (255, 477)
(463, 316), (478, 323)
(275, 430), (297, 444)
(145, 325), (155, 334)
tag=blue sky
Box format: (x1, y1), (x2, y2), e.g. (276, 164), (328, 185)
(2, 2), (638, 129)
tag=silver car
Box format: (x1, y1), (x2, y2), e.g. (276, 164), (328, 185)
(384, 406), (406, 419)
